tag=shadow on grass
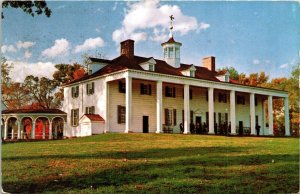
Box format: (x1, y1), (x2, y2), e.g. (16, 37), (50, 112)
(3, 145), (299, 193)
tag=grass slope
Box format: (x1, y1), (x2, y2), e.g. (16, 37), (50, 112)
(2, 134), (299, 193)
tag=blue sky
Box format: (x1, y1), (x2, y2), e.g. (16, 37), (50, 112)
(2, 1), (299, 82)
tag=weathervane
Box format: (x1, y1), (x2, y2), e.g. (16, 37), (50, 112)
(169, 15), (174, 38)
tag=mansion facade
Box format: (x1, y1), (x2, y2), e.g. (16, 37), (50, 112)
(62, 37), (290, 137)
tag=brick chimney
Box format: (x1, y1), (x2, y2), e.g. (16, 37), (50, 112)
(120, 39), (134, 58)
(202, 56), (215, 72)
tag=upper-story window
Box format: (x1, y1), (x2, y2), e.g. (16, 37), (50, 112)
(140, 83), (152, 95)
(165, 86), (176, 98)
(71, 109), (79, 127)
(175, 48), (180, 58)
(164, 48), (168, 58)
(225, 75), (229, 82)
(85, 106), (95, 114)
(86, 82), (95, 95)
(71, 86), (79, 98)
(218, 93), (227, 103)
(118, 81), (126, 93)
(237, 95), (246, 105)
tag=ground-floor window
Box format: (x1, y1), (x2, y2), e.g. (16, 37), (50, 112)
(85, 106), (95, 114)
(165, 108), (176, 126)
(71, 109), (79, 126)
(117, 105), (126, 124)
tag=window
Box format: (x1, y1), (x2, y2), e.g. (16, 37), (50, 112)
(190, 70), (195, 77)
(140, 83), (152, 95)
(175, 48), (180, 58)
(237, 95), (246, 105)
(118, 81), (126, 93)
(218, 113), (222, 125)
(165, 86), (176, 97)
(149, 64), (154, 71)
(86, 82), (95, 95)
(189, 89), (193, 100)
(71, 109), (79, 127)
(169, 47), (174, 58)
(255, 97), (258, 106)
(218, 93), (227, 103)
(117, 105), (126, 124)
(85, 106), (95, 114)
(225, 75), (229, 82)
(164, 48), (168, 58)
(165, 109), (172, 126)
(206, 112), (209, 125)
(71, 86), (79, 98)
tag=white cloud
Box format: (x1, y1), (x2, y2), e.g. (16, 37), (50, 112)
(24, 50), (32, 60)
(253, 59), (260, 65)
(74, 37), (105, 53)
(7, 60), (56, 82)
(280, 63), (288, 68)
(112, 0), (210, 43)
(16, 41), (35, 49)
(41, 39), (70, 58)
(1, 45), (17, 53)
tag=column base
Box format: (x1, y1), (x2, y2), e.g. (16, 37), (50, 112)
(183, 131), (190, 134)
(230, 133), (237, 135)
(155, 130), (161, 134)
(208, 132), (215, 135)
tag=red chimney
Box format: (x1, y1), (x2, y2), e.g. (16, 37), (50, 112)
(120, 39), (134, 58)
(202, 56), (215, 72)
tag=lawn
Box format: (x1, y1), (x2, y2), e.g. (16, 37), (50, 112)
(2, 134), (299, 193)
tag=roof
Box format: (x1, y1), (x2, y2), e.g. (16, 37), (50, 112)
(2, 109), (67, 114)
(81, 114), (104, 121)
(64, 55), (220, 86)
(89, 57), (112, 64)
(161, 37), (182, 46)
(216, 69), (228, 76)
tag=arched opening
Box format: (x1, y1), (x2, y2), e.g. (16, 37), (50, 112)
(7, 117), (18, 139)
(52, 117), (64, 139)
(35, 117), (50, 140)
(21, 117), (33, 140)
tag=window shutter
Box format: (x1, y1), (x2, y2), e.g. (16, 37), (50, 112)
(190, 111), (194, 123)
(148, 84), (152, 95)
(140, 83), (144, 94)
(85, 107), (88, 114)
(76, 86), (79, 97)
(119, 81), (122, 93)
(117, 106), (121, 124)
(206, 112), (209, 125)
(173, 109), (177, 126)
(165, 109), (168, 125)
(173, 87), (176, 98)
(71, 87), (74, 97)
(92, 82), (94, 94)
(165, 86), (169, 96)
(189, 89), (192, 100)
(71, 109), (74, 125)
(206, 91), (208, 101)
(92, 106), (95, 114)
(86, 84), (89, 95)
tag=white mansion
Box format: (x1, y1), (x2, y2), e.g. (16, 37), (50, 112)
(62, 35), (290, 137)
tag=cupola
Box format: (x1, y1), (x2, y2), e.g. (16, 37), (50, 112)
(161, 15), (182, 68)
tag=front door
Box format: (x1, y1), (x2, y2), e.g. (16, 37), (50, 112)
(143, 116), (149, 133)
(239, 121), (243, 135)
(196, 116), (202, 134)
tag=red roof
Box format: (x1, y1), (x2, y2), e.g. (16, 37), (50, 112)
(82, 114), (104, 122)
(2, 109), (66, 114)
(161, 37), (182, 46)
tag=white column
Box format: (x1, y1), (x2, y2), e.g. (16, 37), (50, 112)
(4, 120), (8, 140)
(105, 82), (110, 133)
(49, 121), (53, 139)
(230, 90), (236, 134)
(262, 99), (265, 135)
(156, 81), (163, 133)
(184, 84), (190, 134)
(250, 93), (256, 135)
(284, 97), (290, 136)
(17, 120), (21, 140)
(42, 121), (46, 139)
(31, 121), (36, 139)
(63, 122), (67, 138)
(125, 76), (132, 133)
(11, 121), (15, 140)
(268, 95), (273, 135)
(208, 87), (214, 134)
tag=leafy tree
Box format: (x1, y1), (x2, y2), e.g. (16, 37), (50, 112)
(2, 0), (51, 19)
(218, 66), (239, 81)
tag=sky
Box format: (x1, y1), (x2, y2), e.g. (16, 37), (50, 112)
(2, 1), (299, 82)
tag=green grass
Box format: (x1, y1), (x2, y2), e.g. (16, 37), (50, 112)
(2, 134), (299, 193)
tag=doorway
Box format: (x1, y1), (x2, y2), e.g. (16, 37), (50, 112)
(196, 116), (202, 134)
(143, 116), (149, 133)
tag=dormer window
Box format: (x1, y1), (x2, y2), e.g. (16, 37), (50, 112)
(149, 64), (154, 71)
(190, 70), (195, 77)
(225, 74), (229, 82)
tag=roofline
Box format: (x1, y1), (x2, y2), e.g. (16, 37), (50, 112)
(62, 68), (288, 94)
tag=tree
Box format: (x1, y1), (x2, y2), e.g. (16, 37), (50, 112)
(218, 66), (239, 81)
(2, 0), (51, 19)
